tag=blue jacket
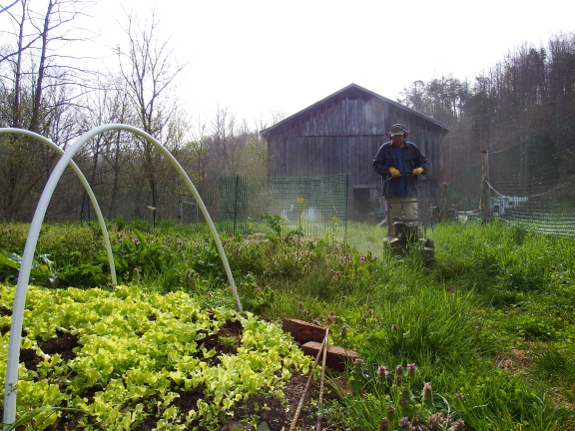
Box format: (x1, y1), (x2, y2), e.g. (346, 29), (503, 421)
(372, 141), (428, 198)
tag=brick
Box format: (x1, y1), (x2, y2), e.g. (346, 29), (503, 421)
(301, 341), (358, 371)
(282, 318), (326, 343)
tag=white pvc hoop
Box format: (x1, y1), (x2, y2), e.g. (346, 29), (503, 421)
(0, 128), (118, 285)
(2, 124), (242, 428)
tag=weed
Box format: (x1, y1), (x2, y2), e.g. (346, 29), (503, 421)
(2, 220), (575, 429)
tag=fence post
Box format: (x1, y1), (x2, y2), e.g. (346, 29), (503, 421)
(480, 150), (490, 224)
(439, 182), (447, 222)
(233, 175), (239, 233)
(344, 173), (349, 239)
(150, 179), (157, 227)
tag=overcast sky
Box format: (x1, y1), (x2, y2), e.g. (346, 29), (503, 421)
(88, 0), (575, 126)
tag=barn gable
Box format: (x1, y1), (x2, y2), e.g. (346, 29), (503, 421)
(260, 83), (451, 221)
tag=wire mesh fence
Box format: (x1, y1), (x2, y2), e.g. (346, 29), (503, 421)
(84, 173), (350, 239)
(444, 164), (482, 217)
(217, 174), (349, 238)
(445, 113), (575, 236)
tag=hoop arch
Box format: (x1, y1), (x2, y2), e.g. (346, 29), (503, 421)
(0, 128), (118, 285)
(2, 124), (242, 427)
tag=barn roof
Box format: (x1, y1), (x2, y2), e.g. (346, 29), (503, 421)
(260, 83), (452, 136)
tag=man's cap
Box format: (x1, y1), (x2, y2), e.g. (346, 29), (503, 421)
(390, 124), (407, 136)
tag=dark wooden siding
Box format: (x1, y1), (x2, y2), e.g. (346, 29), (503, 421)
(269, 135), (384, 182)
(269, 98), (443, 175)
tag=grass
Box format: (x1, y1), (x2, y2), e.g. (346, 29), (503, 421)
(1, 219), (575, 429)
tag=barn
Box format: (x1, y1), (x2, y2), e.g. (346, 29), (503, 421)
(260, 83), (451, 222)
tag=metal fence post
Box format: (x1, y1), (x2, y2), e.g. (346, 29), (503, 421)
(233, 175), (239, 233)
(481, 150), (490, 224)
(344, 173), (349, 239)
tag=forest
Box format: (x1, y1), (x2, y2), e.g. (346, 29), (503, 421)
(1, 0), (575, 222)
(0, 0), (267, 222)
(397, 36), (575, 182)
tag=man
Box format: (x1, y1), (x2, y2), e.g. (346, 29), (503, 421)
(372, 123), (428, 238)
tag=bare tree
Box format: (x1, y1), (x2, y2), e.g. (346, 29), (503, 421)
(0, 0), (99, 220)
(114, 10), (185, 140)
(69, 74), (135, 219)
(1, 0), (98, 131)
(548, 32), (575, 120)
(0, 1), (19, 14)
(399, 80), (427, 113)
(113, 9), (188, 223)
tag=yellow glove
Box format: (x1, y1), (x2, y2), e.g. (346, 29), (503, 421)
(412, 167), (424, 176)
(389, 167), (400, 178)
